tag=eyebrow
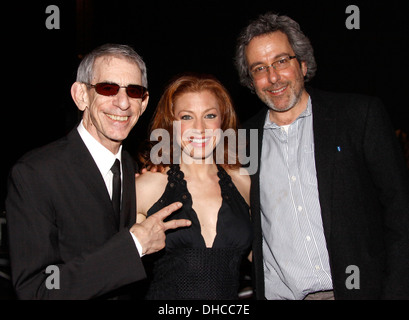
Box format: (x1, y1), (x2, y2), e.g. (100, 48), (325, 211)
(177, 107), (219, 115)
(248, 52), (292, 70)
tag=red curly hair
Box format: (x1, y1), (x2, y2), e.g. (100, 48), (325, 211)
(138, 73), (242, 170)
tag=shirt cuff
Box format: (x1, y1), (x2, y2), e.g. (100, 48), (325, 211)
(129, 231), (144, 257)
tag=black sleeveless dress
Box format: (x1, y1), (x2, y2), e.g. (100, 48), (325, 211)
(145, 164), (253, 300)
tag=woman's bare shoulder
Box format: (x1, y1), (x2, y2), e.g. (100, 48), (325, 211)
(226, 167), (251, 184)
(135, 170), (168, 186)
(135, 169), (169, 214)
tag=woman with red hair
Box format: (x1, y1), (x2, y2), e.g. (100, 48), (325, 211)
(135, 73), (252, 299)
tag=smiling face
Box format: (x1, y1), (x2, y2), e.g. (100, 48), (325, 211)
(173, 90), (222, 162)
(75, 56), (149, 154)
(245, 31), (309, 124)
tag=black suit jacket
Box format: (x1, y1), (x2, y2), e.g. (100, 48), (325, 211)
(6, 128), (146, 299)
(245, 88), (409, 299)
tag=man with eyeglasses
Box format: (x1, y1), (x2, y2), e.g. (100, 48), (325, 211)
(6, 43), (190, 299)
(236, 13), (409, 299)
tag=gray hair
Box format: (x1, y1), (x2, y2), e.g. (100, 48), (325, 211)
(235, 12), (317, 89)
(76, 43), (148, 88)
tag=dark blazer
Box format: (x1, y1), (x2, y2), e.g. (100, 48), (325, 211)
(245, 88), (409, 300)
(6, 128), (146, 299)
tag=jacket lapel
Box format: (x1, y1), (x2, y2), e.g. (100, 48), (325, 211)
(244, 107), (268, 299)
(308, 88), (336, 243)
(67, 129), (119, 230)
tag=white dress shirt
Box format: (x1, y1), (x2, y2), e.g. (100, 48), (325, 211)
(77, 121), (143, 257)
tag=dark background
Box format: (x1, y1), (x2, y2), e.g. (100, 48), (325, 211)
(2, 0), (409, 210)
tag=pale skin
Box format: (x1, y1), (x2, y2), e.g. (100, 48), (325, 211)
(245, 31), (310, 126)
(71, 55), (191, 255)
(71, 56), (149, 154)
(135, 91), (251, 249)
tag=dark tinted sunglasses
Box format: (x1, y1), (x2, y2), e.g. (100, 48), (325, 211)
(86, 82), (148, 100)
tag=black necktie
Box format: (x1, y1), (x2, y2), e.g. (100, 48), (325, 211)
(111, 159), (121, 219)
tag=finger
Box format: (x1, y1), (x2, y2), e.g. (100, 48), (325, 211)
(151, 202), (183, 221)
(163, 218), (191, 231)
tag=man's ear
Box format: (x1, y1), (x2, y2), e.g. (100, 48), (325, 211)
(301, 61), (308, 77)
(71, 82), (90, 111)
(140, 93), (149, 115)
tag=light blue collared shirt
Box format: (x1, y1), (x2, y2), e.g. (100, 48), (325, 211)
(260, 97), (333, 300)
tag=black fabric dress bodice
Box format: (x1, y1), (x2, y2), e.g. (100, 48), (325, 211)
(145, 164), (253, 300)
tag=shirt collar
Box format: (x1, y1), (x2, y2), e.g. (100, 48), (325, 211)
(264, 96), (312, 129)
(77, 120), (122, 177)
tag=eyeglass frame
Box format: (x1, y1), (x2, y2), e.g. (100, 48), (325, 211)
(84, 82), (148, 100)
(250, 55), (297, 78)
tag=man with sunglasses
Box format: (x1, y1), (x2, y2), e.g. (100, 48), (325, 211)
(6, 44), (190, 299)
(236, 13), (409, 299)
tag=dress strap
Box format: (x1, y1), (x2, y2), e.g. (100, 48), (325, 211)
(167, 164), (183, 179)
(217, 165), (249, 210)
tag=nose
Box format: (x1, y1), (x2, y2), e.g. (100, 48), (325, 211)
(194, 118), (205, 133)
(267, 66), (281, 84)
(113, 88), (130, 110)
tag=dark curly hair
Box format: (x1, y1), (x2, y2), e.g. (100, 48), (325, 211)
(235, 12), (317, 90)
